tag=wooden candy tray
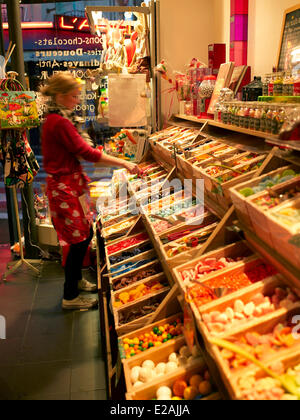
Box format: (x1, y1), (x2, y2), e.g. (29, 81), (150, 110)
(114, 287), (171, 337)
(232, 350), (300, 400)
(197, 275), (297, 345)
(126, 359), (220, 401)
(109, 259), (163, 290)
(229, 165), (298, 228)
(209, 304), (300, 399)
(111, 272), (170, 311)
(173, 241), (255, 295)
(123, 336), (187, 393)
(118, 314), (183, 360)
(245, 177), (300, 253)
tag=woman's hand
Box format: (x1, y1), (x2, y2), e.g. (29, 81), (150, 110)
(124, 161), (142, 176)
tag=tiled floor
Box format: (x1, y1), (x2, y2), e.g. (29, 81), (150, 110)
(0, 248), (107, 400)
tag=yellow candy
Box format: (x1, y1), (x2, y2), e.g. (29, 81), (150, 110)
(172, 397), (182, 401)
(123, 338), (130, 344)
(159, 326), (165, 333)
(113, 301), (123, 308)
(119, 292), (130, 304)
(123, 344), (129, 350)
(154, 341), (162, 347)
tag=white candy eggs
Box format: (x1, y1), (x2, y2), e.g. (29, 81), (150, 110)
(165, 361), (178, 374)
(168, 352), (178, 364)
(139, 367), (153, 383)
(130, 366), (141, 384)
(142, 360), (155, 370)
(156, 362), (166, 375)
(156, 386), (172, 399)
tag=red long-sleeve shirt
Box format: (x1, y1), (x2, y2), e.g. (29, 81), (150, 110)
(42, 113), (102, 176)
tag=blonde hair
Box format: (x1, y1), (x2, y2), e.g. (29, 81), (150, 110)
(40, 72), (81, 97)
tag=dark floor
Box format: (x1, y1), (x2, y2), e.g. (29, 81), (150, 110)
(0, 247), (107, 400)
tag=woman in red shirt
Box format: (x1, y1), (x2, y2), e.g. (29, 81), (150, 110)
(41, 72), (140, 310)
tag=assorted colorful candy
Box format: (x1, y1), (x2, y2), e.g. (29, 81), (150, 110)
(202, 286), (298, 335)
(110, 258), (156, 278)
(180, 256), (249, 289)
(238, 362), (300, 400)
(109, 243), (153, 266)
(113, 280), (168, 308)
(154, 369), (214, 401)
(271, 201), (300, 230)
(120, 319), (183, 358)
(188, 261), (278, 308)
(166, 225), (216, 258)
(220, 322), (297, 372)
(103, 218), (138, 237)
(252, 185), (300, 211)
(239, 169), (300, 198)
(113, 267), (161, 291)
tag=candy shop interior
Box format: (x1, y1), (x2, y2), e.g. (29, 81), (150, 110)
(0, 0), (300, 404)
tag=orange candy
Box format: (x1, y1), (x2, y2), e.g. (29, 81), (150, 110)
(173, 379), (188, 398)
(189, 375), (203, 388)
(183, 386), (198, 400)
(198, 381), (212, 396)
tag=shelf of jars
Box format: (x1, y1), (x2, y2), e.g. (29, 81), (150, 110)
(173, 114), (280, 141)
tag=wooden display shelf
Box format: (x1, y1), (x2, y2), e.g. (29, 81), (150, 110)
(174, 115), (280, 141)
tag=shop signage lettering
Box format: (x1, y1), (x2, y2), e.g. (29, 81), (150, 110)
(0, 315), (6, 340)
(35, 48), (102, 58)
(36, 59), (101, 69)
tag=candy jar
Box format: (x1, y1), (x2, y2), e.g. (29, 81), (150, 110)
(236, 103), (244, 127)
(271, 106), (280, 135)
(282, 72), (294, 96)
(273, 72), (283, 96)
(260, 104), (267, 132)
(268, 74), (275, 96)
(262, 74), (270, 96)
(184, 101), (193, 116)
(278, 106), (287, 133)
(266, 106), (274, 134)
(248, 103), (256, 130)
(199, 75), (216, 98)
(243, 103), (250, 129)
(254, 104), (262, 131)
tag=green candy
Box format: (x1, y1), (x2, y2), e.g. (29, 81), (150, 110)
(148, 342), (154, 348)
(239, 187), (254, 197)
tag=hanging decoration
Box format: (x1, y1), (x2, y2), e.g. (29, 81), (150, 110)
(0, 76), (40, 189)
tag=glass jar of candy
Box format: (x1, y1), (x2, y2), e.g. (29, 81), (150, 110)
(199, 76), (216, 98)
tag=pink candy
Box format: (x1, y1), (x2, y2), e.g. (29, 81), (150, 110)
(202, 286), (298, 334)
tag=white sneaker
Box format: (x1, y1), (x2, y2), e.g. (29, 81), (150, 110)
(78, 278), (97, 292)
(62, 296), (98, 310)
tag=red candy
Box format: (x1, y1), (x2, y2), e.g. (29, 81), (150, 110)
(107, 233), (149, 255)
